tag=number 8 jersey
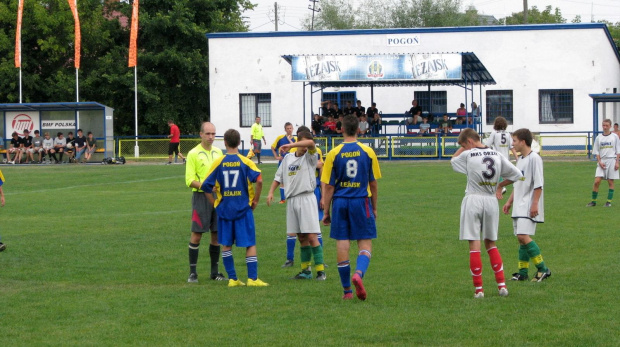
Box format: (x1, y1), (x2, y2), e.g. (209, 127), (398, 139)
(321, 141), (382, 198)
(451, 147), (523, 196)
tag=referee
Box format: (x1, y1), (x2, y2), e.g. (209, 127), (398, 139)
(185, 122), (225, 282)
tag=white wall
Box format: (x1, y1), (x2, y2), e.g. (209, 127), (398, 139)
(208, 24), (620, 144)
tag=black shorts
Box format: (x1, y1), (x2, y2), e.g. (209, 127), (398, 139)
(191, 192), (217, 233)
(168, 142), (180, 155)
(252, 140), (262, 151)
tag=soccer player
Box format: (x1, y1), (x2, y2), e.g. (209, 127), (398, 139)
(32, 130), (45, 163)
(321, 115), (381, 300)
(587, 119), (620, 207)
(271, 122), (296, 204)
(485, 116), (519, 194)
(167, 120), (185, 164)
(53, 132), (67, 164)
(201, 129), (268, 287)
(451, 128), (523, 298)
(250, 117), (267, 164)
(185, 122), (225, 283)
(7, 132), (22, 164)
(503, 128), (552, 282)
(42, 132), (55, 164)
(266, 131), (326, 280)
(0, 168), (5, 251)
(21, 129), (34, 163)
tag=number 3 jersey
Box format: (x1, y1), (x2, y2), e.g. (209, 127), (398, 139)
(201, 153), (261, 220)
(451, 146), (523, 196)
(321, 141), (382, 198)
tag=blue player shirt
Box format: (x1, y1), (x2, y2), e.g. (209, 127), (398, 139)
(271, 135), (296, 162)
(321, 141), (381, 198)
(201, 153), (261, 220)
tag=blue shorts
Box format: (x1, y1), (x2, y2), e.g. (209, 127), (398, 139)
(217, 212), (256, 248)
(330, 198), (377, 240)
(314, 183), (323, 221)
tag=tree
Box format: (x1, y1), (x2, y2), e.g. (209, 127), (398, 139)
(500, 5), (565, 25)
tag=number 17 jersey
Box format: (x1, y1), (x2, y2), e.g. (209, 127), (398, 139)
(451, 146), (523, 196)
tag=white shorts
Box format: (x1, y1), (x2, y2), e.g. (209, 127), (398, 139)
(286, 192), (320, 234)
(459, 194), (499, 241)
(512, 218), (537, 236)
(595, 158), (619, 180)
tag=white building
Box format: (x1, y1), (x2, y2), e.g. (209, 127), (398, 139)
(207, 23), (620, 145)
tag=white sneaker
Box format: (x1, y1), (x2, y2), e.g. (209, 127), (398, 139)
(474, 292), (485, 299)
(499, 287), (509, 297)
(8, 161), (14, 164)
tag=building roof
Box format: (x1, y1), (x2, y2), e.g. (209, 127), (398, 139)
(0, 102), (112, 112)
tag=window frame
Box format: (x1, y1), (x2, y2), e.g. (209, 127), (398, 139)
(239, 93), (272, 128)
(538, 89), (574, 124)
(485, 90), (514, 125)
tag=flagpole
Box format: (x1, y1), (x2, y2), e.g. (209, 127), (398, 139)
(19, 68), (22, 104)
(134, 66), (139, 158)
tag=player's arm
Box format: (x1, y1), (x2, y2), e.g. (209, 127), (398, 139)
(266, 180), (281, 206)
(616, 152), (620, 171)
(530, 187), (542, 218)
(322, 184), (334, 225)
(271, 145), (281, 161)
(0, 186), (4, 207)
(496, 179), (514, 199)
(511, 147), (519, 162)
(252, 174), (263, 210)
(279, 139), (316, 154)
(597, 154), (605, 168)
(502, 192), (514, 214)
(369, 180), (378, 218)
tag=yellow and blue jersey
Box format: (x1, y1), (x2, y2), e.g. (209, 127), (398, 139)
(321, 141), (381, 198)
(0, 169), (4, 186)
(272, 135), (296, 161)
(201, 153), (261, 220)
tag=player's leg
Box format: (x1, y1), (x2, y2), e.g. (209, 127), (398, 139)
(336, 240), (353, 299)
(239, 212), (267, 286)
(209, 231), (225, 280)
(255, 141), (262, 164)
(167, 143), (174, 164)
(606, 179), (615, 207)
(349, 197), (377, 300)
(589, 176), (603, 206)
(315, 184), (324, 246)
(485, 240), (507, 296)
(516, 220), (551, 282)
(292, 233), (313, 279)
(469, 240), (484, 298)
(58, 148), (64, 162)
(188, 232), (202, 283)
(282, 233), (296, 268)
(352, 239), (372, 300)
(218, 219), (243, 286)
(309, 234), (326, 280)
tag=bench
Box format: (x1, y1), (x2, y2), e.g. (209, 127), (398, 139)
(1, 147), (106, 163)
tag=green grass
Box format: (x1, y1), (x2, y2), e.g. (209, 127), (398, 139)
(0, 160), (618, 346)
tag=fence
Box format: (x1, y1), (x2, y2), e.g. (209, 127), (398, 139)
(113, 132), (597, 160)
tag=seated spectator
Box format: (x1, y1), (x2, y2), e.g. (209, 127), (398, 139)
(438, 114), (452, 135)
(74, 129), (87, 163)
(369, 111), (382, 136)
(355, 100), (366, 117)
(456, 103), (467, 116)
(323, 116), (337, 134)
(335, 114), (345, 136)
(31, 130), (44, 163)
(366, 102), (379, 118)
(470, 102), (480, 124)
(7, 132), (22, 164)
(42, 132), (55, 163)
(418, 117), (432, 136)
(311, 113), (323, 136)
(408, 100), (423, 125)
(21, 129), (34, 163)
(343, 100), (355, 115)
(53, 132), (67, 163)
(85, 131), (97, 162)
(65, 131), (76, 162)
(358, 115), (370, 136)
(320, 100), (335, 119)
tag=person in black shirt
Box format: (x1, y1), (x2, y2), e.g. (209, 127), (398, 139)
(343, 100), (355, 115)
(355, 100), (366, 117)
(7, 132), (22, 164)
(311, 114), (323, 136)
(65, 131), (77, 163)
(74, 129), (87, 163)
(21, 129), (34, 163)
(408, 100), (423, 125)
(366, 102), (379, 118)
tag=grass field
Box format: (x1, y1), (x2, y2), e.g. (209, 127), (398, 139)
(0, 160), (618, 346)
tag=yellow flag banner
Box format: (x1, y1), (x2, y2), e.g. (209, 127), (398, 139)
(15, 0), (23, 68)
(128, 0), (139, 68)
(67, 0), (81, 69)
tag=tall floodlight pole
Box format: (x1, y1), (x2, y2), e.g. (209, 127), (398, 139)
(308, 0), (321, 31)
(129, 0), (140, 158)
(15, 0), (24, 103)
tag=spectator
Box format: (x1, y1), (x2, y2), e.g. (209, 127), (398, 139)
(408, 100), (423, 125)
(369, 111), (382, 136)
(332, 103), (341, 116)
(355, 100), (366, 117)
(419, 116), (432, 136)
(84, 131), (97, 162)
(7, 132), (22, 164)
(21, 129), (34, 163)
(32, 130), (44, 163)
(74, 129), (87, 163)
(366, 102), (379, 118)
(471, 102), (481, 124)
(311, 114), (323, 136)
(53, 132), (67, 164)
(335, 114), (345, 136)
(42, 132), (55, 163)
(323, 115), (337, 135)
(457, 103), (467, 117)
(438, 114), (452, 135)
(167, 120), (186, 164)
(343, 100), (355, 115)
(358, 115), (369, 136)
(320, 100), (334, 119)
(65, 131), (76, 163)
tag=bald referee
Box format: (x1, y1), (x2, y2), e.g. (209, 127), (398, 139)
(185, 122), (225, 283)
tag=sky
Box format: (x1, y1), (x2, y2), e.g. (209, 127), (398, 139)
(242, 0), (620, 32)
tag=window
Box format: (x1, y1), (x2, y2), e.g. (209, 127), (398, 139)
(539, 89), (573, 124)
(414, 91), (447, 117)
(323, 91), (357, 109)
(486, 90), (513, 125)
(239, 94), (271, 127)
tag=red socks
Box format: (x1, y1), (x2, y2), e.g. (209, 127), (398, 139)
(487, 247), (506, 289)
(469, 251), (483, 294)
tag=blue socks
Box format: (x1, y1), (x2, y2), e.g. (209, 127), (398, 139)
(222, 250), (236, 280)
(356, 250), (371, 278)
(286, 235), (296, 261)
(338, 260), (351, 289)
(246, 256), (258, 280)
(280, 187), (285, 201)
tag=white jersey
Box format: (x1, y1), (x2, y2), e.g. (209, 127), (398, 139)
(42, 138), (54, 149)
(485, 130), (513, 160)
(512, 151), (544, 223)
(54, 137), (66, 147)
(274, 149), (318, 199)
(451, 147), (523, 196)
(592, 132), (620, 159)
